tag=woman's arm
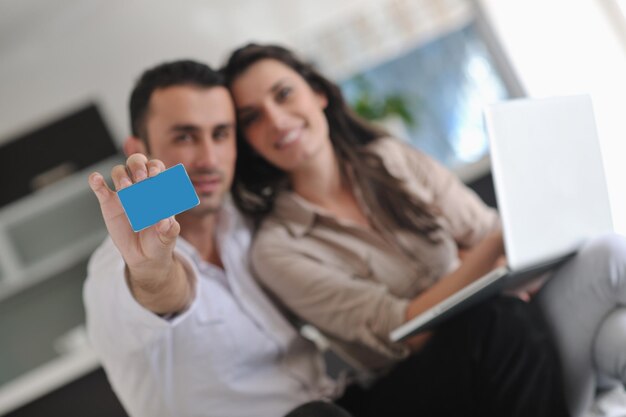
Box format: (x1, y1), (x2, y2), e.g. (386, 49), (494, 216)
(403, 230), (505, 351)
(406, 230), (505, 320)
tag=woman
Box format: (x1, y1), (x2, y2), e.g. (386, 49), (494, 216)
(223, 43), (626, 417)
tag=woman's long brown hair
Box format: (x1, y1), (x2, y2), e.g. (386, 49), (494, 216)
(222, 43), (441, 241)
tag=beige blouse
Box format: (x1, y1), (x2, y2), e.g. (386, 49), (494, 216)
(251, 138), (500, 370)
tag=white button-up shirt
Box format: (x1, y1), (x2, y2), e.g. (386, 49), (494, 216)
(83, 200), (337, 417)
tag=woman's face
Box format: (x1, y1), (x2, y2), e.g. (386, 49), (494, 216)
(230, 59), (330, 172)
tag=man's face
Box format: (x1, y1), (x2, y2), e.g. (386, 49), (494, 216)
(142, 85), (237, 215)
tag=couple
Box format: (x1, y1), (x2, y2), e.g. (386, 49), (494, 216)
(85, 43), (626, 417)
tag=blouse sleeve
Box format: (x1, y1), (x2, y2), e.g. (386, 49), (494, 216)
(377, 138), (501, 248)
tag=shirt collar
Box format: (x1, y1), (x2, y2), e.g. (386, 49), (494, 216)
(176, 196), (249, 258)
(274, 191), (337, 238)
(273, 160), (373, 239)
(214, 195), (244, 238)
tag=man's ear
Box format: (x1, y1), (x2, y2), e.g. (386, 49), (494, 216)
(123, 136), (147, 157)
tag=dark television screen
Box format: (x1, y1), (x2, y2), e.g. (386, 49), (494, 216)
(0, 104), (118, 208)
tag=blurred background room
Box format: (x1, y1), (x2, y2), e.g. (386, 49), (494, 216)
(1, 0), (626, 415)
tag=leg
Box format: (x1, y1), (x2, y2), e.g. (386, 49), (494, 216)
(537, 233), (626, 416)
(594, 308), (626, 385)
(336, 297), (569, 417)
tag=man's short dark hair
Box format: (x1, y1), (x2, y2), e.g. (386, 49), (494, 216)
(129, 60), (224, 141)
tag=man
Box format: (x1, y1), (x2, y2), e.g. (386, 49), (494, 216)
(84, 60), (338, 417)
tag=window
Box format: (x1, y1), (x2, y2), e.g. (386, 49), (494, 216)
(296, 0), (521, 174)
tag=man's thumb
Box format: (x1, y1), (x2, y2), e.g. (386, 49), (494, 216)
(156, 217), (180, 246)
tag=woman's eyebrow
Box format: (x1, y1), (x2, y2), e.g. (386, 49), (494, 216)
(270, 78), (289, 93)
(236, 78), (291, 115)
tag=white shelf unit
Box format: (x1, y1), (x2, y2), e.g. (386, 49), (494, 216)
(0, 154), (123, 300)
(0, 154), (123, 412)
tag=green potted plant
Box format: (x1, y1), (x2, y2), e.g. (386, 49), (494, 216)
(351, 76), (417, 140)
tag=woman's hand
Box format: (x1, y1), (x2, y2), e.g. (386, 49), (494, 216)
(504, 274), (548, 302)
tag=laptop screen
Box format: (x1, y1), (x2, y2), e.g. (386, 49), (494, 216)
(484, 95), (613, 270)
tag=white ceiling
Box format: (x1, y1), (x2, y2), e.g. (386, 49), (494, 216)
(0, 0), (262, 55)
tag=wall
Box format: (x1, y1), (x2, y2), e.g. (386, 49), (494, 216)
(478, 0), (626, 234)
(0, 0), (364, 147)
(3, 1), (625, 245)
(2, 0), (626, 234)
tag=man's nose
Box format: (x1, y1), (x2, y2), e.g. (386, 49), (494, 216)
(195, 138), (218, 169)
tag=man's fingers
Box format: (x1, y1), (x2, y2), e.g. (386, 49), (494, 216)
(88, 172), (114, 202)
(112, 155), (156, 190)
(89, 171), (130, 234)
(112, 164), (133, 191)
(156, 217), (181, 246)
(138, 217), (181, 259)
(147, 159), (167, 177)
(127, 153), (150, 182)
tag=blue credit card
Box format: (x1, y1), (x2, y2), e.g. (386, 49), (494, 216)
(117, 163), (199, 232)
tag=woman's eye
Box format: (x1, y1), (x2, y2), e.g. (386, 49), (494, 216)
(239, 113), (258, 127)
(276, 86), (292, 101)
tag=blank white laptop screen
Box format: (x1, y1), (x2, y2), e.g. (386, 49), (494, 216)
(487, 94), (613, 270)
(390, 94), (614, 342)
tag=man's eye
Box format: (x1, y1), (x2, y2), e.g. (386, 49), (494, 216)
(214, 129), (230, 141)
(175, 133), (193, 142)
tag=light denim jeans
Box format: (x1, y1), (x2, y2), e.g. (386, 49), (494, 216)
(537, 233), (626, 417)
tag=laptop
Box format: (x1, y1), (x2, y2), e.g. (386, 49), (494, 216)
(390, 94), (614, 342)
